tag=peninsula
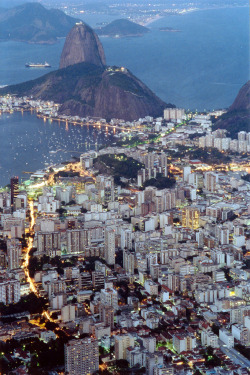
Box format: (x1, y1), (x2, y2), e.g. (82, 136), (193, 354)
(0, 22), (172, 121)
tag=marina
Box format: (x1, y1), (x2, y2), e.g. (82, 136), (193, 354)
(0, 110), (114, 188)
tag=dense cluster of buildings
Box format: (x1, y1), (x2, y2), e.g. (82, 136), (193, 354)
(0, 108), (249, 374)
(199, 130), (250, 153)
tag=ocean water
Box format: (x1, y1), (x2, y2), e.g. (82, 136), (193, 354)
(0, 7), (248, 186)
(0, 7), (248, 110)
(101, 7), (249, 110)
(0, 112), (112, 187)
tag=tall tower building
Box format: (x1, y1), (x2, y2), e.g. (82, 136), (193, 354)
(100, 287), (118, 311)
(204, 172), (217, 192)
(37, 231), (61, 256)
(114, 335), (135, 360)
(182, 207), (199, 230)
(218, 226), (229, 245)
(0, 279), (20, 304)
(144, 153), (155, 169)
(67, 229), (88, 254)
(92, 271), (105, 289)
(10, 176), (19, 205)
(65, 337), (99, 375)
(183, 166), (191, 182)
(123, 251), (135, 274)
(100, 303), (114, 329)
(120, 228), (132, 250)
(104, 227), (115, 265)
(7, 239), (22, 270)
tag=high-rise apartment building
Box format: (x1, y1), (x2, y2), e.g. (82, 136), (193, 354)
(65, 337), (99, 375)
(182, 207), (199, 230)
(120, 228), (132, 250)
(67, 229), (88, 254)
(0, 279), (20, 304)
(7, 238), (22, 270)
(100, 303), (114, 329)
(164, 107), (185, 121)
(104, 227), (115, 265)
(204, 172), (217, 192)
(100, 287), (118, 311)
(123, 250), (135, 274)
(79, 272), (92, 290)
(37, 231), (61, 255)
(92, 271), (105, 289)
(114, 334), (135, 360)
(10, 176), (19, 205)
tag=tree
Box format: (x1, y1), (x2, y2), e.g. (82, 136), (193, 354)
(45, 321), (58, 331)
(56, 208), (67, 216)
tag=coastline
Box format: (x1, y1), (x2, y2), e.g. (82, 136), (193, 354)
(141, 4), (249, 27)
(0, 96), (141, 189)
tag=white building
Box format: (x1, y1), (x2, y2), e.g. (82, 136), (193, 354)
(65, 338), (99, 375)
(173, 333), (196, 353)
(141, 336), (156, 353)
(219, 329), (234, 348)
(201, 329), (219, 348)
(231, 324), (249, 346)
(0, 279), (20, 304)
(144, 280), (158, 296)
(115, 334), (135, 360)
(61, 304), (76, 323)
(105, 226), (115, 265)
(100, 287), (118, 311)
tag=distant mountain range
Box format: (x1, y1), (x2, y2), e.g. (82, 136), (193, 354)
(0, 3), (80, 44)
(95, 19), (150, 37)
(213, 81), (250, 138)
(0, 23), (172, 121)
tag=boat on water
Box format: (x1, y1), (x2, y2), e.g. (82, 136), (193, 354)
(25, 62), (51, 68)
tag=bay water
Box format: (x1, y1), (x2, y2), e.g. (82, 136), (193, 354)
(0, 7), (248, 186)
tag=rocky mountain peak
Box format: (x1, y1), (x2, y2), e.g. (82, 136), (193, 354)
(59, 22), (106, 69)
(229, 80), (250, 112)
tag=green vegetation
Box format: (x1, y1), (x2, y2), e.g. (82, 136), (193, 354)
(143, 173), (176, 190)
(115, 135), (144, 148)
(114, 133), (161, 149)
(28, 254), (77, 277)
(0, 293), (47, 316)
(94, 153), (144, 179)
(169, 145), (231, 164)
(0, 336), (71, 373)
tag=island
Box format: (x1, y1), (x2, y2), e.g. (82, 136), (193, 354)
(95, 19), (150, 38)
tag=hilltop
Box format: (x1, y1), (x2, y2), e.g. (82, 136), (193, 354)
(0, 20), (174, 120)
(0, 62), (171, 121)
(96, 19), (150, 38)
(60, 23), (106, 69)
(212, 81), (250, 138)
(0, 2), (80, 44)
